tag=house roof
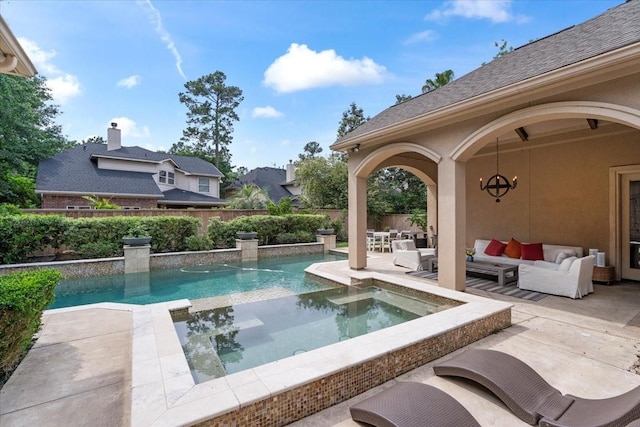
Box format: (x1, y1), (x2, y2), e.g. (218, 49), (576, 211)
(0, 15), (37, 77)
(36, 143), (224, 206)
(333, 0), (640, 147)
(90, 146), (223, 177)
(227, 167), (297, 204)
(36, 144), (163, 197)
(159, 189), (225, 206)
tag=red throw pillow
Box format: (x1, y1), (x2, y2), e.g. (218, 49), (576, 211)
(521, 243), (544, 260)
(504, 238), (522, 259)
(484, 239), (507, 256)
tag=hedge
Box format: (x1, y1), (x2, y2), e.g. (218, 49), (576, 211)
(65, 216), (201, 258)
(0, 269), (62, 374)
(0, 215), (68, 264)
(208, 214), (331, 248)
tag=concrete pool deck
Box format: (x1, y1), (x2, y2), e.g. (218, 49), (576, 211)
(1, 251), (639, 426)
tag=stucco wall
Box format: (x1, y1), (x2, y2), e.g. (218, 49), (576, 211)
(466, 127), (639, 256)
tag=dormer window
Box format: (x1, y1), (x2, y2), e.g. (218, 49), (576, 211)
(159, 170), (175, 185)
(198, 177), (210, 193)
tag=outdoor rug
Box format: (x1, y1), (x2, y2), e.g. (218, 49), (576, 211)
(406, 270), (548, 302)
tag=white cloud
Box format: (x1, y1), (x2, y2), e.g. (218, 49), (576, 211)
(404, 30), (438, 45)
(280, 139), (291, 146)
(18, 37), (81, 103)
(138, 0), (186, 79)
(263, 43), (388, 93)
(252, 106), (284, 119)
(117, 75), (142, 88)
(109, 117), (151, 139)
(426, 0), (527, 24)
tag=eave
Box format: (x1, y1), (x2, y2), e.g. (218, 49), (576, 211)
(0, 15), (37, 77)
(331, 42), (640, 152)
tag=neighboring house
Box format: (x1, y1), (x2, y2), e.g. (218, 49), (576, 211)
(0, 15), (36, 77)
(36, 123), (226, 209)
(332, 0), (640, 289)
(225, 161), (301, 206)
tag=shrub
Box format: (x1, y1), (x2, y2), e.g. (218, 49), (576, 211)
(276, 232), (299, 244)
(0, 215), (69, 264)
(64, 216), (200, 257)
(185, 235), (213, 251)
(77, 241), (121, 259)
(207, 214), (330, 248)
(0, 269), (62, 375)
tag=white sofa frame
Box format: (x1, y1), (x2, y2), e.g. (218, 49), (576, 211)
(392, 239), (436, 271)
(518, 255), (595, 299)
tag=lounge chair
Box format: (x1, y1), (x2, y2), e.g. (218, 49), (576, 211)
(349, 381), (480, 427)
(433, 348), (640, 427)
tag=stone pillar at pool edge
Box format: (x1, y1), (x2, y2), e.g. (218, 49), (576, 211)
(124, 244), (150, 274)
(236, 239), (258, 261)
(316, 234), (336, 252)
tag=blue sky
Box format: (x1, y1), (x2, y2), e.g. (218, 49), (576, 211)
(2, 0), (622, 171)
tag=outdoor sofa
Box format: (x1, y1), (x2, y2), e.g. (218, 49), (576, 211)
(473, 238), (583, 266)
(519, 255), (595, 299)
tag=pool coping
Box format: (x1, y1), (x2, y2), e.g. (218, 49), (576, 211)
(46, 262), (512, 427)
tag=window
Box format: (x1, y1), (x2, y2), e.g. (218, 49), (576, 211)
(159, 170), (175, 185)
(198, 177), (210, 193)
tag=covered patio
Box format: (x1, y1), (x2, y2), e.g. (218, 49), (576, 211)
(331, 0), (640, 292)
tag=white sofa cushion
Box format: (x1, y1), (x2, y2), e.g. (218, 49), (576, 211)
(557, 256), (577, 272)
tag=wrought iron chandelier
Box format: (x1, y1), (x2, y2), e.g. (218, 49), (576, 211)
(479, 138), (517, 203)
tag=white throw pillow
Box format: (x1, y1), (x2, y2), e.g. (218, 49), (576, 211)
(554, 250), (576, 264)
(558, 256), (577, 272)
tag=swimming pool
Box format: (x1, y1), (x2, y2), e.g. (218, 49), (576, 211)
(49, 253), (344, 309)
(174, 283), (456, 383)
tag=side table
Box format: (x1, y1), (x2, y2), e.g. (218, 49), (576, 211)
(592, 265), (615, 285)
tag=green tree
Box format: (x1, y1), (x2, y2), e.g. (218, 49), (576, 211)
(0, 74), (68, 206)
(482, 39), (515, 65)
(421, 69), (455, 93)
(395, 94), (412, 104)
(298, 141), (323, 161)
(296, 154), (348, 209)
(82, 136), (106, 144)
(227, 184), (270, 209)
(337, 102), (369, 139)
(176, 71), (243, 170)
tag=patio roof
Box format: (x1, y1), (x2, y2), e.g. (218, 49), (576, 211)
(0, 15), (36, 77)
(332, 0), (640, 150)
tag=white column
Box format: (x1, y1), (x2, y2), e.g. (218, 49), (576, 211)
(427, 184), (438, 247)
(437, 157), (466, 291)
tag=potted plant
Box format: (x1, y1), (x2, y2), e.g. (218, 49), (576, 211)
(236, 231), (258, 240)
(123, 225), (152, 246)
(466, 248), (476, 262)
(316, 228), (334, 235)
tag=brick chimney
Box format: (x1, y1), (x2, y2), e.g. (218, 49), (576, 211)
(107, 122), (121, 151)
(285, 160), (296, 182)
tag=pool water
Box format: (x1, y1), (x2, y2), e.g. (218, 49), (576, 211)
(49, 253), (344, 309)
(174, 284), (453, 383)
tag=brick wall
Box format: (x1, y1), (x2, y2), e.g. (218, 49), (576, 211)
(41, 195), (157, 209)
